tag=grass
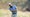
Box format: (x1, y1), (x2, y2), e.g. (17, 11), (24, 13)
(0, 6), (30, 17)
(17, 11), (30, 17)
(0, 9), (12, 17)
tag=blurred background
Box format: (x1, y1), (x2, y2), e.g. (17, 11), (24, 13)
(0, 0), (30, 17)
(0, 0), (28, 10)
(0, 0), (29, 11)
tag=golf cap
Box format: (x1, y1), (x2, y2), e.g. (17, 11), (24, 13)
(9, 3), (11, 4)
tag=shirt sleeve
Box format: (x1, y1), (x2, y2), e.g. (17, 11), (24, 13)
(14, 5), (17, 9)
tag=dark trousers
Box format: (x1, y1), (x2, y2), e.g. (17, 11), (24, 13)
(11, 10), (17, 17)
